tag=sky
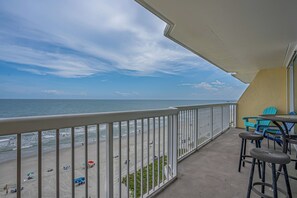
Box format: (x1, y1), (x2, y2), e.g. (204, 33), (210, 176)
(0, 0), (247, 100)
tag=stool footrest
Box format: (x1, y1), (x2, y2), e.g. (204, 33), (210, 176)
(252, 182), (288, 198)
(267, 163), (297, 181)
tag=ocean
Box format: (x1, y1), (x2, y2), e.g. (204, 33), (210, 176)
(0, 99), (231, 163)
(0, 99), (231, 118)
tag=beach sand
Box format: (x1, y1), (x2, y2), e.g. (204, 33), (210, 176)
(0, 128), (171, 198)
(0, 113), (219, 198)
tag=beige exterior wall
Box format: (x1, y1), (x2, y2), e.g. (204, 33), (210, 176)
(237, 67), (287, 128)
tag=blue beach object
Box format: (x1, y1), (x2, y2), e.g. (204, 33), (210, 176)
(242, 106), (277, 131)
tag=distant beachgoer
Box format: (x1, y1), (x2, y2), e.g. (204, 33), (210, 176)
(4, 184), (8, 194)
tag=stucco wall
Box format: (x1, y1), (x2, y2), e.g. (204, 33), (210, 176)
(237, 67), (287, 128)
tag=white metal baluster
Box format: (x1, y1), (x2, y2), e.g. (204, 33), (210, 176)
(186, 110), (189, 153)
(118, 122), (121, 198)
(38, 130), (42, 198)
(171, 115), (174, 176)
(187, 111), (190, 152)
(158, 117), (160, 187)
(71, 127), (75, 198)
(147, 118), (150, 195)
(127, 121), (130, 198)
(152, 117), (155, 190)
(17, 133), (21, 198)
(183, 111), (186, 155)
(187, 111), (190, 151)
(221, 106), (224, 133)
(192, 110), (194, 150)
(173, 114), (178, 177)
(192, 110), (195, 149)
(179, 112), (182, 156)
(171, 115), (174, 172)
(177, 113), (180, 158)
(189, 111), (191, 151)
(191, 110), (194, 150)
(232, 105), (234, 127)
(191, 110), (194, 151)
(188, 110), (191, 152)
(56, 129), (60, 198)
(162, 116), (165, 184)
(167, 116), (170, 180)
(106, 123), (114, 198)
(196, 109), (199, 148)
(210, 107), (213, 139)
(234, 105), (237, 127)
(141, 119), (144, 198)
(230, 105), (232, 126)
(183, 111), (186, 154)
(97, 124), (100, 198)
(134, 120), (137, 198)
(85, 126), (88, 198)
(193, 110), (196, 147)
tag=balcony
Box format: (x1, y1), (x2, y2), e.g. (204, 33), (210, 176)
(0, 103), (296, 198)
(155, 128), (297, 198)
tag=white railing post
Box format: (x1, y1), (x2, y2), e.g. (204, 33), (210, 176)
(210, 107), (213, 139)
(172, 114), (178, 177)
(233, 105), (237, 127)
(167, 115), (172, 177)
(84, 126), (89, 198)
(38, 131), (42, 198)
(195, 108), (199, 149)
(17, 133), (21, 198)
(221, 106), (224, 133)
(71, 127), (75, 198)
(56, 129), (60, 198)
(106, 123), (114, 198)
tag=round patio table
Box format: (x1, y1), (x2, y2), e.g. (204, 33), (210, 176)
(259, 114), (297, 180)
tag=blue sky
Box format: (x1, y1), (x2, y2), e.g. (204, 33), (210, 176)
(0, 0), (247, 100)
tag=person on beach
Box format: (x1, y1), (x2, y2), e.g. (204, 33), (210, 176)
(4, 184), (8, 194)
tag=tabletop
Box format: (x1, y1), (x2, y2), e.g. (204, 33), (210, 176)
(259, 114), (297, 123)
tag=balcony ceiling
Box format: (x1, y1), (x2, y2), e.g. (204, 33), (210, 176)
(137, 0), (297, 83)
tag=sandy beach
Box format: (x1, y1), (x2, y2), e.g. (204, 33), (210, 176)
(0, 110), (222, 198)
(0, 127), (171, 198)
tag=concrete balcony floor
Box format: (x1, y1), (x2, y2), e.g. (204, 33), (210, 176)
(156, 128), (297, 198)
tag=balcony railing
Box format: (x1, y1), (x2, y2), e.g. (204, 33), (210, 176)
(0, 103), (236, 198)
(176, 103), (236, 161)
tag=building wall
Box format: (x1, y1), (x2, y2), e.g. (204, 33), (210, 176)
(237, 67), (287, 128)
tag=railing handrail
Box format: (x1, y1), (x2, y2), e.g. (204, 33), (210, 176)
(0, 102), (237, 135)
(0, 102), (237, 198)
(0, 108), (178, 135)
(175, 102), (237, 110)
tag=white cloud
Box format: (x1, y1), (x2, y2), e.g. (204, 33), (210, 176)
(114, 91), (139, 97)
(193, 82), (218, 91)
(211, 80), (224, 86)
(181, 80), (227, 91)
(42, 90), (64, 95)
(0, 0), (209, 78)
